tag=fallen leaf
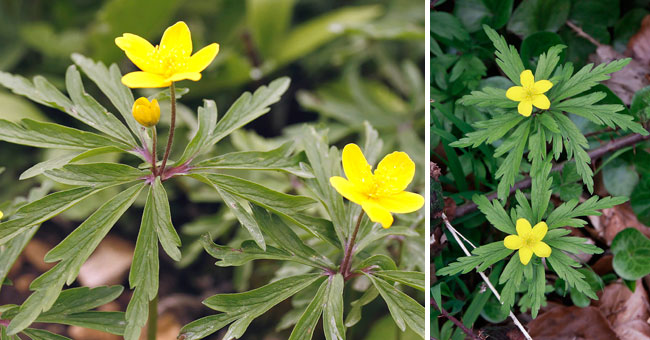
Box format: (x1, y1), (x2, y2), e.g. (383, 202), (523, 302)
(528, 306), (619, 340)
(78, 236), (134, 287)
(596, 281), (650, 340)
(587, 202), (650, 245)
(628, 15), (650, 65)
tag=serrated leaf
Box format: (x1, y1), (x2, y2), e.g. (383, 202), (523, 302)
(194, 142), (312, 178)
(483, 25), (525, 85)
(44, 163), (146, 188)
(71, 54), (140, 137)
(150, 178), (181, 261)
(204, 274), (323, 339)
(473, 195), (516, 234)
(201, 237), (318, 268)
(6, 184), (144, 335)
(214, 187), (265, 251)
(176, 100), (218, 165)
(323, 274), (345, 340)
(365, 273), (424, 338)
(0, 119), (128, 150)
(208, 78), (290, 146)
(372, 271), (424, 291)
(437, 242), (513, 276)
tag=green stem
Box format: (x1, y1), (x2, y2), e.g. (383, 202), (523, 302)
(159, 83), (176, 176)
(147, 294), (158, 340)
(151, 127), (158, 176)
(340, 210), (365, 279)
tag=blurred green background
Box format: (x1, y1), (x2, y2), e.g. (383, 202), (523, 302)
(0, 0), (425, 339)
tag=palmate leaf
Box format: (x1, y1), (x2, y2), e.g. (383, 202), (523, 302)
(364, 273), (424, 338)
(545, 195), (628, 229)
(6, 184), (144, 335)
(483, 25), (525, 85)
(450, 113), (524, 148)
(550, 58), (630, 102)
(194, 142), (312, 178)
(437, 242), (513, 276)
(202, 274), (325, 340)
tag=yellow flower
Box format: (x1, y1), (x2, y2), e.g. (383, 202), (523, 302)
(505, 70), (553, 117)
(115, 21), (219, 88)
(504, 218), (552, 265)
(329, 144), (424, 228)
(0, 211), (3, 220)
(132, 97), (161, 127)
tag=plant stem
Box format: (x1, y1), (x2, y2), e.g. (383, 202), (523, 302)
(151, 127), (158, 176)
(159, 83), (176, 176)
(147, 294), (158, 340)
(455, 131), (650, 217)
(340, 211), (365, 279)
(431, 297), (480, 340)
(441, 213), (533, 340)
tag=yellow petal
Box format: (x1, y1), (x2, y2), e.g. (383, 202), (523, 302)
(531, 221), (548, 242)
(115, 33), (157, 73)
(531, 94), (550, 110)
(520, 69), (534, 87)
(506, 86), (526, 101)
(532, 79), (553, 94)
(160, 21), (192, 57)
(187, 43), (220, 73)
(518, 247), (533, 265)
(504, 235), (523, 250)
(362, 201), (394, 228)
(166, 72), (202, 82)
(516, 218), (532, 237)
(341, 144), (373, 188)
(374, 151), (415, 193)
(330, 176), (368, 206)
(375, 191), (424, 213)
(532, 241), (552, 258)
(121, 72), (171, 88)
(0, 211), (3, 220)
(518, 101), (533, 117)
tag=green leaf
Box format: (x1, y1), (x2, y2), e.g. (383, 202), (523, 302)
(44, 163), (146, 188)
(546, 195), (628, 229)
(124, 182), (162, 340)
(71, 54), (140, 137)
(21, 328), (71, 340)
(521, 33), (565, 73)
(194, 142), (312, 178)
(437, 242), (513, 276)
(142, 180), (178, 262)
(5, 184), (144, 335)
(507, 0), (571, 37)
(0, 119), (129, 150)
(246, 0), (295, 58)
(354, 226), (419, 254)
(0, 187), (98, 245)
(631, 175), (650, 225)
(365, 273), (424, 338)
(275, 6), (381, 66)
(201, 237), (319, 268)
(64, 65), (136, 145)
(203, 274), (324, 339)
(288, 278), (328, 340)
(19, 146), (124, 180)
(345, 287), (378, 327)
(323, 274), (346, 340)
(430, 12), (469, 42)
(483, 25), (525, 85)
(547, 249), (595, 299)
(215, 188), (265, 251)
(38, 286), (123, 316)
(372, 271), (424, 292)
(208, 78), (290, 146)
(551, 59), (630, 102)
(0, 227), (37, 294)
(473, 195), (516, 234)
(453, 0), (513, 32)
(176, 100), (218, 165)
(250, 205), (333, 268)
(611, 228), (650, 280)
(179, 314), (237, 340)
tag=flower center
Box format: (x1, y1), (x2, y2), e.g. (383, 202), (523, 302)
(149, 45), (190, 77)
(521, 234), (536, 247)
(523, 87), (536, 101)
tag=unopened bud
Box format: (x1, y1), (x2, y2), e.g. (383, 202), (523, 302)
(132, 97), (160, 127)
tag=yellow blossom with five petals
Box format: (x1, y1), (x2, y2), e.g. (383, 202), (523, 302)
(504, 218), (552, 265)
(329, 144), (424, 228)
(132, 97), (161, 127)
(505, 70), (553, 117)
(115, 21), (219, 88)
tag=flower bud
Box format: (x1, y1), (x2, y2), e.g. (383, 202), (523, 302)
(132, 97), (160, 127)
